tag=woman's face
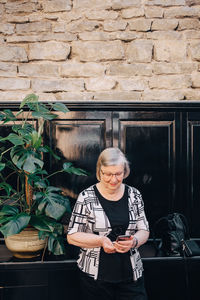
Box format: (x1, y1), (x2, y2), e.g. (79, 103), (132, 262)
(100, 164), (124, 191)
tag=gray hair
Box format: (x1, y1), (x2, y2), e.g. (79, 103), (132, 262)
(96, 147), (130, 181)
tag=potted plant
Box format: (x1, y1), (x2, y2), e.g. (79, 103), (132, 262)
(0, 94), (87, 258)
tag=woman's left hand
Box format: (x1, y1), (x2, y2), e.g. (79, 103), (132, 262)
(114, 236), (135, 253)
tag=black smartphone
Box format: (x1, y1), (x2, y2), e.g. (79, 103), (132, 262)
(116, 235), (132, 241)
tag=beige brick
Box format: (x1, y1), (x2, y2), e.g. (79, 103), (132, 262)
(93, 91), (142, 100)
(79, 31), (113, 41)
(32, 79), (85, 92)
(5, 2), (38, 14)
(0, 78), (30, 90)
(85, 77), (116, 91)
(0, 4), (3, 15)
(114, 32), (144, 41)
(53, 22), (66, 33)
(192, 72), (200, 87)
(164, 7), (200, 18)
(85, 10), (118, 20)
(107, 63), (152, 76)
(6, 16), (29, 23)
(184, 30), (200, 39)
(153, 62), (198, 74)
(72, 41), (124, 61)
(178, 19), (200, 30)
(0, 23), (15, 35)
(126, 40), (153, 63)
(0, 62), (17, 77)
(60, 62), (105, 77)
(121, 8), (144, 18)
(29, 42), (70, 61)
(103, 20), (127, 32)
(149, 75), (192, 89)
(186, 0), (200, 5)
(183, 89), (200, 100)
(152, 20), (178, 31)
(112, 0), (141, 9)
(129, 19), (151, 31)
(78, 31), (143, 41)
(146, 31), (183, 39)
(142, 89), (184, 100)
(189, 42), (200, 61)
(0, 92), (29, 101)
(73, 0), (112, 9)
(154, 40), (187, 62)
(19, 63), (59, 77)
(66, 19), (100, 33)
(59, 11), (83, 23)
(118, 78), (147, 91)
(0, 45), (28, 62)
(16, 21), (51, 34)
(146, 0), (186, 5)
(7, 33), (77, 43)
(43, 0), (71, 12)
(145, 7), (163, 18)
(56, 92), (93, 100)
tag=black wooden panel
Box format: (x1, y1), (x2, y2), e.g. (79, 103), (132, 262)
(48, 269), (80, 300)
(115, 113), (176, 230)
(143, 258), (188, 300)
(187, 121), (200, 237)
(3, 285), (48, 300)
(44, 111), (112, 206)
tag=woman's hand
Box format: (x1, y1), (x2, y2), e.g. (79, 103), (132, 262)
(101, 236), (116, 254)
(114, 236), (136, 253)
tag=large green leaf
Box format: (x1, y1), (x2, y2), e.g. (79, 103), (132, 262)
(10, 146), (43, 173)
(20, 94), (39, 109)
(0, 205), (19, 216)
(2, 133), (24, 146)
(12, 124), (34, 136)
(0, 213), (30, 237)
(42, 145), (61, 160)
(63, 162), (89, 176)
(0, 112), (5, 121)
(32, 111), (57, 120)
(36, 187), (71, 220)
(0, 183), (12, 196)
(52, 103), (69, 113)
(0, 162), (5, 171)
(30, 215), (51, 232)
(48, 234), (65, 255)
(23, 155), (44, 173)
(30, 130), (42, 148)
(2, 110), (17, 123)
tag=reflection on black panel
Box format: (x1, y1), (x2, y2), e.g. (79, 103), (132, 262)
(47, 121), (107, 205)
(124, 125), (171, 230)
(190, 124), (200, 237)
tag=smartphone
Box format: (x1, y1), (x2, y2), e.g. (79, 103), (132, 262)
(117, 235), (132, 241)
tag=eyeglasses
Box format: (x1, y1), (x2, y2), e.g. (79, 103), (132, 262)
(100, 170), (124, 181)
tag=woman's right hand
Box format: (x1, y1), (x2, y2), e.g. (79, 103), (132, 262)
(101, 236), (116, 254)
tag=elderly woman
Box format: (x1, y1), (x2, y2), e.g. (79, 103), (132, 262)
(67, 147), (149, 300)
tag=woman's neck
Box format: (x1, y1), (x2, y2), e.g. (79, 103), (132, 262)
(96, 182), (125, 201)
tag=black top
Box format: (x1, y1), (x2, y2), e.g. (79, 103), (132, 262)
(94, 184), (133, 282)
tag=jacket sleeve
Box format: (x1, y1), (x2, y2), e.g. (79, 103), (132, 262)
(67, 192), (89, 235)
(134, 189), (149, 232)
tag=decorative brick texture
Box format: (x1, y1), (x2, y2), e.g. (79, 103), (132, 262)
(0, 0), (200, 101)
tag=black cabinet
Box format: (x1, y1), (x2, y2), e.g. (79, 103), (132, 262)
(41, 101), (200, 237)
(1, 101), (200, 236)
(1, 99), (200, 300)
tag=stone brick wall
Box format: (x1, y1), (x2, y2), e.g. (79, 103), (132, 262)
(0, 0), (200, 101)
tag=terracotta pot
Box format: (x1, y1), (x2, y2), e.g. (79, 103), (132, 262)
(4, 227), (47, 259)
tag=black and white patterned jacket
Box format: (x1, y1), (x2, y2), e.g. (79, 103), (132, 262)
(67, 184), (149, 281)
